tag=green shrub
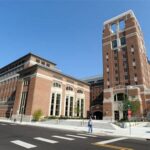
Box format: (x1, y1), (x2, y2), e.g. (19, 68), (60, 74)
(33, 109), (43, 121)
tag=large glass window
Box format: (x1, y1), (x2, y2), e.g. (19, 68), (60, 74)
(50, 93), (55, 115)
(55, 94), (61, 116)
(50, 93), (61, 116)
(19, 92), (28, 114)
(65, 96), (69, 116)
(76, 98), (84, 117)
(65, 96), (74, 117)
(69, 97), (73, 116)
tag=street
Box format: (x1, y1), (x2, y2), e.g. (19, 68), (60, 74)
(0, 121), (149, 150)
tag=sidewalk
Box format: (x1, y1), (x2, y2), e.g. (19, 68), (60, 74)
(0, 118), (149, 140)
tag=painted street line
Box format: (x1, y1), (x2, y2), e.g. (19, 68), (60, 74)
(0, 124), (7, 125)
(95, 137), (128, 145)
(94, 144), (133, 150)
(52, 135), (74, 141)
(77, 133), (97, 138)
(10, 124), (16, 125)
(11, 140), (37, 149)
(34, 137), (58, 144)
(66, 134), (87, 139)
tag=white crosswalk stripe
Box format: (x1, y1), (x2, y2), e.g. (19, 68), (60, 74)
(11, 140), (37, 149)
(77, 133), (97, 137)
(34, 137), (58, 144)
(66, 134), (87, 139)
(52, 135), (74, 141)
(95, 137), (128, 145)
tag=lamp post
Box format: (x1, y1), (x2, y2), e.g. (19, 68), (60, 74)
(128, 104), (132, 135)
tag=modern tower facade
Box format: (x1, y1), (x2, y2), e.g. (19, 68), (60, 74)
(103, 10), (150, 120)
(0, 53), (90, 121)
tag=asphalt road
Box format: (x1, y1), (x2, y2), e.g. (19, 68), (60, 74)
(0, 121), (149, 150)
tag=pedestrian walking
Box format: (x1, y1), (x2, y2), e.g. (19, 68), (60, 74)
(88, 117), (93, 133)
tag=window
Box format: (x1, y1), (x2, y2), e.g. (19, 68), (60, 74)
(120, 37), (126, 45)
(65, 96), (69, 116)
(46, 63), (50, 67)
(65, 96), (74, 117)
(116, 77), (118, 81)
(111, 24), (117, 33)
(69, 97), (73, 116)
(66, 86), (73, 91)
(55, 94), (61, 116)
(41, 61), (45, 65)
(24, 80), (29, 86)
(125, 75), (128, 80)
(50, 93), (55, 115)
(53, 82), (61, 88)
(119, 20), (125, 30)
(77, 90), (83, 94)
(36, 59), (40, 63)
(19, 92), (28, 114)
(50, 93), (61, 116)
(81, 99), (84, 118)
(112, 40), (117, 48)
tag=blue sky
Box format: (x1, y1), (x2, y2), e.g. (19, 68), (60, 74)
(0, 0), (150, 79)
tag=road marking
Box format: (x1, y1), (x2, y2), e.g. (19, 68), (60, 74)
(34, 137), (58, 144)
(78, 133), (97, 137)
(95, 137), (128, 145)
(10, 124), (16, 125)
(1, 123), (7, 125)
(66, 134), (87, 139)
(52, 135), (74, 141)
(94, 144), (133, 150)
(11, 140), (37, 149)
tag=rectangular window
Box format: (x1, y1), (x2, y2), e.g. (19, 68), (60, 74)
(46, 63), (50, 67)
(55, 94), (61, 116)
(125, 75), (128, 80)
(36, 59), (40, 63)
(119, 20), (125, 30)
(77, 100), (80, 117)
(120, 37), (126, 45)
(111, 24), (117, 33)
(41, 61), (45, 65)
(69, 97), (73, 116)
(112, 40), (117, 49)
(19, 92), (28, 114)
(81, 99), (84, 118)
(65, 97), (69, 116)
(50, 93), (55, 116)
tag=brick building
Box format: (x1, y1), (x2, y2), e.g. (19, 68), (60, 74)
(83, 76), (103, 119)
(0, 53), (90, 121)
(103, 10), (150, 120)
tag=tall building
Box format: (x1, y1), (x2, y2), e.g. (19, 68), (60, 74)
(103, 10), (150, 120)
(83, 75), (103, 119)
(0, 53), (90, 121)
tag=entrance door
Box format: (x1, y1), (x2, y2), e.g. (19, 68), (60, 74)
(93, 111), (103, 120)
(114, 111), (119, 120)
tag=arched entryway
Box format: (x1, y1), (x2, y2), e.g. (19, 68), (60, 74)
(93, 111), (103, 120)
(114, 93), (127, 120)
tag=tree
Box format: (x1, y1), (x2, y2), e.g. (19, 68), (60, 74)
(122, 98), (140, 115)
(33, 109), (43, 121)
